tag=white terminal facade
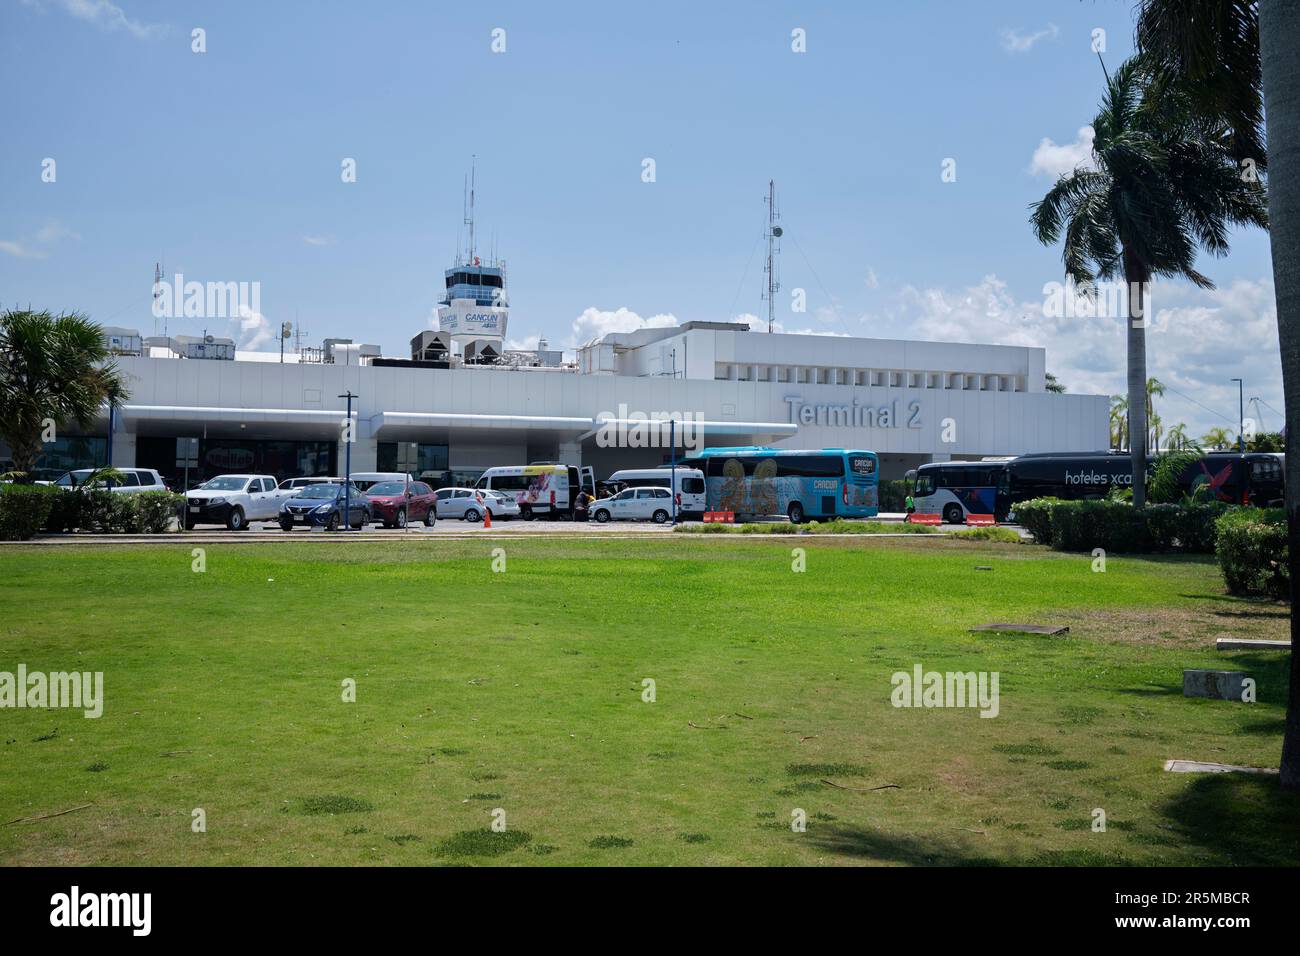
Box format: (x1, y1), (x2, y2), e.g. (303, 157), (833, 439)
(28, 319), (1110, 486)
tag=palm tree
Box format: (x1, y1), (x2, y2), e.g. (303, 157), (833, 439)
(1031, 56), (1268, 508)
(1135, 0), (1300, 794)
(1045, 372), (1067, 394)
(1110, 395), (1129, 450)
(0, 310), (127, 477)
(1146, 377), (1166, 450)
(1201, 426), (1236, 450)
(1165, 422), (1199, 450)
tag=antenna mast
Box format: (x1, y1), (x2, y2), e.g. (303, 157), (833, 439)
(464, 156), (477, 264)
(762, 180), (782, 333)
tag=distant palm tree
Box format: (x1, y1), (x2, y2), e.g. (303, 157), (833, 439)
(0, 310), (127, 477)
(1031, 56), (1268, 507)
(1146, 377), (1166, 451)
(1201, 426), (1235, 450)
(1110, 395), (1129, 451)
(1045, 372), (1067, 394)
(1165, 422), (1199, 451)
(1135, 0), (1300, 794)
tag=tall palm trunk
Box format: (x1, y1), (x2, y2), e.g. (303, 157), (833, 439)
(1125, 256), (1149, 507)
(1262, 0), (1300, 791)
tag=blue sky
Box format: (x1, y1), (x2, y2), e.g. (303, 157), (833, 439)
(0, 0), (1284, 439)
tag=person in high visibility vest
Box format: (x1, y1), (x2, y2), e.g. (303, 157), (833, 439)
(905, 493), (915, 515)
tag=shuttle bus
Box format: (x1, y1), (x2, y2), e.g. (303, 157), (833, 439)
(910, 460), (1011, 524)
(475, 463), (595, 519)
(683, 447), (879, 523)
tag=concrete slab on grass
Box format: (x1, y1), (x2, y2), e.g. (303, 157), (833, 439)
(1164, 759), (1278, 775)
(1216, 638), (1291, 651)
(969, 623), (1069, 636)
(1183, 670), (1250, 701)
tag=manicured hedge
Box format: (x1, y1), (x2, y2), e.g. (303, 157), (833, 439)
(42, 489), (182, 534)
(878, 479), (911, 512)
(1215, 508), (1288, 599)
(1015, 498), (1227, 553)
(0, 484), (59, 540)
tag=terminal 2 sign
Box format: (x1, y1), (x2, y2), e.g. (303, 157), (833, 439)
(784, 396), (923, 430)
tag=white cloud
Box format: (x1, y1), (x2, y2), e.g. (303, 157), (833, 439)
(0, 240), (45, 260)
(1001, 23), (1060, 53)
(302, 235), (333, 247)
(23, 0), (164, 39)
(876, 273), (1282, 441)
(232, 304), (275, 351)
(864, 267), (880, 290)
(0, 220), (79, 259)
(1029, 126), (1096, 178)
(570, 307), (677, 346)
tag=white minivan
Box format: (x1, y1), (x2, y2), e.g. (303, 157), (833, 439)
(590, 486), (675, 524)
(475, 464), (595, 519)
(606, 467), (706, 520)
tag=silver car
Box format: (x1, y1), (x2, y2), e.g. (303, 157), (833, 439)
(434, 487), (491, 521)
(481, 490), (520, 520)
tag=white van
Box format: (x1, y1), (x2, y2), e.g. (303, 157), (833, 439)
(475, 464), (594, 519)
(606, 467), (706, 519)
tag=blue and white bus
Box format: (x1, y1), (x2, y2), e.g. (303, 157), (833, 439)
(683, 447), (879, 523)
(909, 460), (1011, 524)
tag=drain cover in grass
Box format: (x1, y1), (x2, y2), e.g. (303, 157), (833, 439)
(969, 623), (1069, 636)
(1163, 759), (1278, 775)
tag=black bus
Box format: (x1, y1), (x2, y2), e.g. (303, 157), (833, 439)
(999, 451), (1284, 513)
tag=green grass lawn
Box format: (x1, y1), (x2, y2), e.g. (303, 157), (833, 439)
(1, 536), (1296, 866)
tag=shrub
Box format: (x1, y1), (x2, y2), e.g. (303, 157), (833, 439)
(1016, 497), (1227, 553)
(878, 479), (911, 512)
(43, 489), (84, 531)
(950, 526), (1021, 543)
(134, 491), (182, 533)
(0, 483), (58, 540)
(1149, 451), (1203, 503)
(39, 489), (181, 534)
(1215, 508), (1288, 599)
(1014, 498), (1061, 545)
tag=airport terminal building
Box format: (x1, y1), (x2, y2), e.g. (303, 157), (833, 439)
(12, 321), (1110, 486)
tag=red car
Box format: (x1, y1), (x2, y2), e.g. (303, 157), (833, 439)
(364, 480), (437, 528)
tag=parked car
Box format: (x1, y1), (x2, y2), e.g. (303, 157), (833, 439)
(590, 486), (674, 524)
(481, 489), (521, 519)
(185, 474), (281, 529)
(50, 468), (170, 493)
(365, 480), (437, 528)
(275, 476), (342, 501)
(434, 487), (493, 522)
(278, 482), (370, 531)
(348, 472), (415, 493)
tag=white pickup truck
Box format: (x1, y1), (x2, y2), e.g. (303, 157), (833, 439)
(184, 474), (281, 530)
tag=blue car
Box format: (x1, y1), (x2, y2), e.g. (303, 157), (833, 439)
(278, 482), (370, 531)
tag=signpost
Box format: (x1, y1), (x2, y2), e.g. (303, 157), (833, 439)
(396, 441), (419, 533)
(175, 437), (199, 493)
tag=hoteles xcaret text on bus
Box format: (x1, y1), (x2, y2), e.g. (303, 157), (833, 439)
(785, 396), (923, 430)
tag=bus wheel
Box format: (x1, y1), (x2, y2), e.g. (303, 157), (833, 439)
(787, 502), (804, 524)
(943, 504), (963, 525)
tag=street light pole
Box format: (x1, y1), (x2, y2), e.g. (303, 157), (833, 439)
(339, 390), (357, 531)
(1231, 378), (1244, 451)
(670, 418), (678, 525)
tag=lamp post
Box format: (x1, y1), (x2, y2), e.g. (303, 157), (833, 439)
(670, 418), (678, 525)
(339, 390), (357, 531)
(1231, 378), (1244, 451)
